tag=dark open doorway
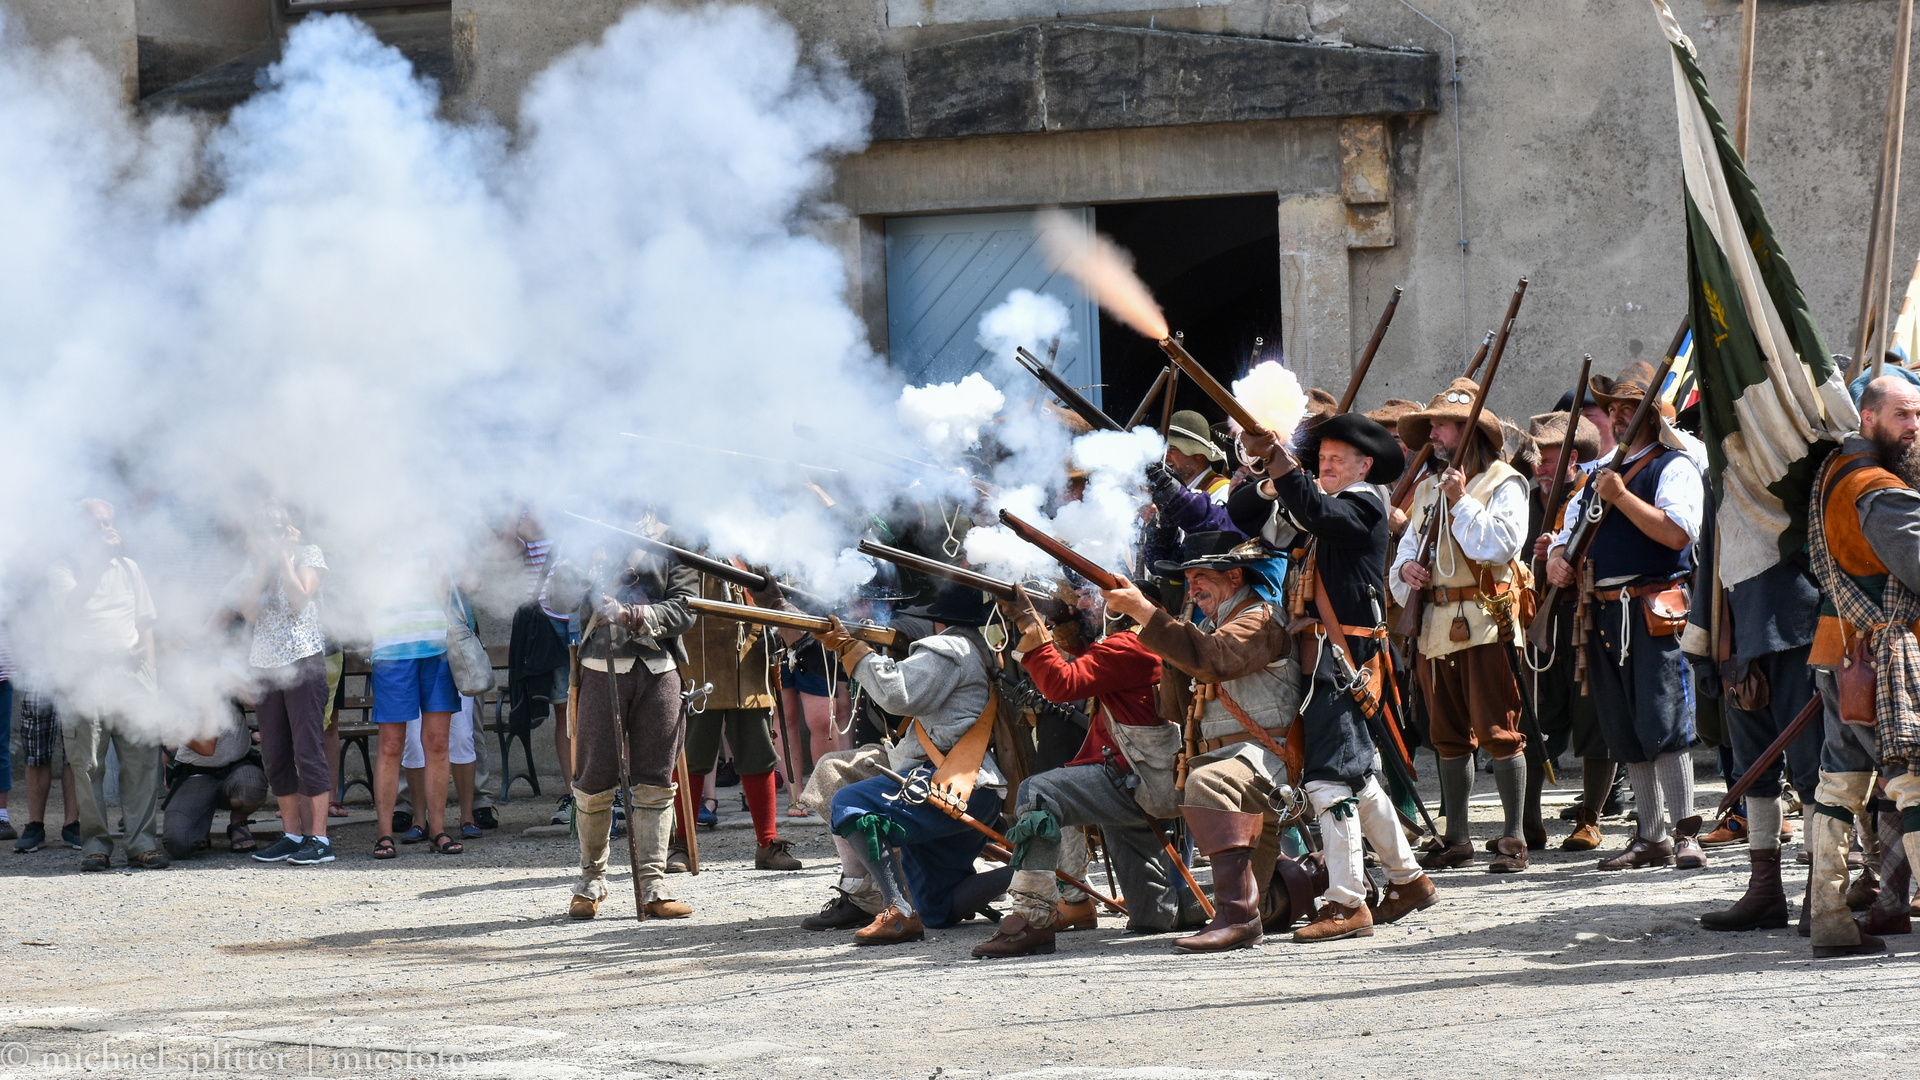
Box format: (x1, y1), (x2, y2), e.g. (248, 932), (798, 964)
(1093, 195), (1281, 430)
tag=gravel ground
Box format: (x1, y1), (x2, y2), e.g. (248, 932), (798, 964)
(4, 755), (1917, 1080)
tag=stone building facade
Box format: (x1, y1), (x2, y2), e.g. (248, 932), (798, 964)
(8, 0), (1912, 417)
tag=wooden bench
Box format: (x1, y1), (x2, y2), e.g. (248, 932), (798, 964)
(479, 644), (543, 803)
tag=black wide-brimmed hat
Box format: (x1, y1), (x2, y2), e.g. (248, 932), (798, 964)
(898, 582), (993, 627)
(1301, 412), (1405, 485)
(1153, 531), (1271, 576)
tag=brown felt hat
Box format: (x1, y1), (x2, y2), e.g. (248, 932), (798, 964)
(1305, 387), (1339, 420)
(1398, 377), (1505, 455)
(1526, 410), (1603, 462)
(1589, 361), (1677, 421)
(1364, 398), (1420, 431)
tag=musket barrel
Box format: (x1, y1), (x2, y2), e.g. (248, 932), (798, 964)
(1156, 336), (1267, 436)
(856, 539), (1019, 602)
(1338, 285), (1404, 413)
(1015, 347), (1122, 432)
(686, 596), (898, 647)
(995, 510), (1124, 590)
(1126, 366), (1173, 430)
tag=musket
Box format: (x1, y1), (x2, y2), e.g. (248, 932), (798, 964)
(1015, 347), (1122, 432)
(1388, 330), (1496, 510)
(1529, 354), (1595, 599)
(1337, 286), (1404, 413)
(856, 539), (1019, 603)
(1525, 319), (1689, 652)
(872, 761), (1127, 915)
(1127, 367), (1173, 429)
(1156, 334), (1268, 437)
(1716, 694), (1822, 821)
(1393, 278), (1528, 640)
(563, 512), (830, 609)
(686, 596), (899, 647)
(995, 509), (1124, 590)
(675, 681), (711, 875)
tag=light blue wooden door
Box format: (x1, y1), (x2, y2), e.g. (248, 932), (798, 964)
(884, 208), (1103, 406)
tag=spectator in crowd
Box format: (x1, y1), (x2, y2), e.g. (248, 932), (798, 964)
(370, 552), (461, 858)
(0, 624), (14, 841)
(513, 511), (577, 829)
(163, 703), (269, 859)
(217, 505), (334, 866)
(398, 694), (482, 842)
(54, 499), (166, 871)
(776, 637), (851, 817)
(11, 688), (79, 853)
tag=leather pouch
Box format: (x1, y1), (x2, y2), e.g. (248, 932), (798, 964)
(1839, 633), (1877, 726)
(1449, 615), (1471, 642)
(1724, 659), (1771, 712)
(1642, 587), (1689, 637)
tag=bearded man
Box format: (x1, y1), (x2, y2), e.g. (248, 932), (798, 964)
(1800, 373), (1920, 957)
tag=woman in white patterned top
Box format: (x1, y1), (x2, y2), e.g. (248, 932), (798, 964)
(217, 505), (335, 866)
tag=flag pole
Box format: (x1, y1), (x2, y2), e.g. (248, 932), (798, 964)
(1853, 0), (1915, 381)
(1733, 0), (1758, 157)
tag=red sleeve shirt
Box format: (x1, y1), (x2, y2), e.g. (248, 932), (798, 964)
(1019, 631), (1163, 772)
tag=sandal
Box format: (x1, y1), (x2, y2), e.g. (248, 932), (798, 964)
(786, 803), (812, 819)
(226, 824), (258, 853)
(430, 832), (464, 855)
(327, 802), (351, 819)
(371, 836), (397, 860)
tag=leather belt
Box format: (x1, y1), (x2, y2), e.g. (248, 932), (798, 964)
(1422, 582), (1513, 604)
(1300, 621), (1390, 640)
(1199, 732), (1253, 754)
(1593, 576), (1687, 603)
(580, 657), (638, 674)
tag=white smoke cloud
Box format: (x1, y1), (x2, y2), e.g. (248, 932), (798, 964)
(0, 4), (972, 741)
(975, 288), (1073, 363)
(897, 372), (1004, 455)
(964, 428), (1163, 581)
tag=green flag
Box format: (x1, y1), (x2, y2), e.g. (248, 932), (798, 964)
(1651, 0), (1857, 587)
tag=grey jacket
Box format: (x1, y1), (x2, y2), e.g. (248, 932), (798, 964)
(855, 627), (1005, 791)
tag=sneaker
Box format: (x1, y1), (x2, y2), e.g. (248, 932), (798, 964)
(390, 810), (414, 835)
(461, 823), (483, 840)
(62, 821), (81, 849)
(400, 824), (428, 844)
(697, 799), (717, 828)
(550, 794), (574, 826)
(253, 834), (305, 863)
(287, 837), (336, 865)
(13, 821), (46, 853)
(473, 806), (499, 830)
(0, 820), (15, 842)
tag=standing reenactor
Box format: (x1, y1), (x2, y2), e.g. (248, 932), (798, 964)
(1525, 410), (1612, 851)
(1250, 412), (1435, 941)
(566, 539), (699, 921)
(672, 571), (802, 874)
(1390, 380), (1533, 872)
(1547, 364), (1707, 872)
(1800, 375), (1920, 957)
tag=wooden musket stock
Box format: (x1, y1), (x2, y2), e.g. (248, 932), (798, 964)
(1127, 366), (1173, 430)
(995, 509), (1124, 590)
(1156, 336), (1266, 436)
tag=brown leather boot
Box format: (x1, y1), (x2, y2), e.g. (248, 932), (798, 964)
(853, 905), (925, 945)
(755, 839), (802, 871)
(1846, 864), (1882, 912)
(1172, 806), (1264, 954)
(1370, 874), (1437, 924)
(1562, 807), (1603, 851)
(1700, 848), (1789, 931)
(1857, 906), (1913, 935)
(970, 913), (1057, 957)
(1293, 900), (1374, 942)
(1523, 759), (1548, 851)
(568, 894), (600, 920)
(1053, 897), (1098, 931)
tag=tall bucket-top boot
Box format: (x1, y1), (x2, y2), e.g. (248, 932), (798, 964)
(1172, 807), (1265, 954)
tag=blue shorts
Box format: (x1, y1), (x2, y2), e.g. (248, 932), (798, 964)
(371, 655), (460, 724)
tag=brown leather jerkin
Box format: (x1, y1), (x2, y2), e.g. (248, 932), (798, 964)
(913, 690), (1000, 806)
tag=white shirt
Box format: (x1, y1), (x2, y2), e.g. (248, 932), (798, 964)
(1388, 474), (1528, 605)
(1549, 442), (1704, 552)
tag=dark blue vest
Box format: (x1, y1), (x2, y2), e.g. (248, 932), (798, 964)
(1590, 447), (1692, 582)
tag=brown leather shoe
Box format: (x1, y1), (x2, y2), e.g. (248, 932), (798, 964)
(644, 898), (693, 920)
(1674, 837), (1708, 870)
(1858, 906), (1913, 936)
(1370, 874), (1437, 924)
(970, 913), (1057, 957)
(569, 894), (600, 920)
(1597, 837), (1674, 871)
(853, 905), (925, 945)
(1418, 842), (1474, 871)
(1700, 815), (1748, 847)
(1562, 808), (1603, 851)
(1172, 916), (1263, 953)
(1812, 932), (1886, 958)
(666, 841), (690, 874)
(1488, 836), (1529, 873)
(1846, 865), (1881, 911)
(1294, 901), (1374, 942)
(755, 839), (802, 871)
(1053, 897), (1098, 931)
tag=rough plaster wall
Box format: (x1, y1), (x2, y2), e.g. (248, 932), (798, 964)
(6, 0), (138, 102)
(446, 0), (1912, 420)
